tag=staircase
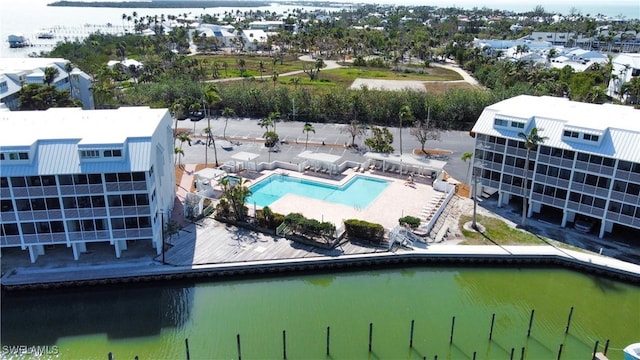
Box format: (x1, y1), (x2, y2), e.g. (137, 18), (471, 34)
(428, 195), (461, 242)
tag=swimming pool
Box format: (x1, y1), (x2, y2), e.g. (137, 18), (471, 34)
(246, 174), (389, 208)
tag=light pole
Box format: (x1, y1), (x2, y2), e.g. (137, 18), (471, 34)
(160, 212), (166, 265)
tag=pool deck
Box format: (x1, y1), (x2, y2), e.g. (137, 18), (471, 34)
(2, 167), (640, 287)
(247, 168), (441, 230)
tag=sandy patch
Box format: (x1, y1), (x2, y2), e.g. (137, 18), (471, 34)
(350, 78), (426, 91)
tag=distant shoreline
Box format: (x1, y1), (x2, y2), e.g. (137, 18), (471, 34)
(48, 1), (349, 8)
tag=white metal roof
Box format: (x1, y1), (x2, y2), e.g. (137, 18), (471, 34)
(471, 95), (640, 163)
(0, 107), (169, 176)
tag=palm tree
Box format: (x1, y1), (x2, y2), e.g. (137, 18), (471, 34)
(461, 152), (473, 185)
(177, 132), (192, 149)
(174, 146), (184, 167)
(202, 84), (221, 168)
(64, 62), (74, 99)
(398, 105), (413, 155)
(204, 126), (219, 167)
(44, 66), (59, 86)
(302, 123), (315, 149)
(517, 127), (547, 226)
(219, 177), (252, 221)
(221, 107), (235, 140)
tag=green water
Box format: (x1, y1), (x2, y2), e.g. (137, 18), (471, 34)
(1, 267), (639, 360)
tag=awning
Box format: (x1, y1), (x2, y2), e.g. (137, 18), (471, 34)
(232, 151), (260, 161)
(364, 152), (446, 175)
(297, 150), (342, 173)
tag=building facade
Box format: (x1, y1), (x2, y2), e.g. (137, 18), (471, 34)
(0, 58), (94, 110)
(470, 95), (640, 239)
(0, 107), (175, 262)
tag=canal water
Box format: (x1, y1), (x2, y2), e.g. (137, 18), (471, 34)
(1, 266), (638, 359)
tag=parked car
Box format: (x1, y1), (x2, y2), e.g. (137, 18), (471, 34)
(574, 219), (594, 233)
(189, 111), (205, 121)
(176, 112), (189, 121)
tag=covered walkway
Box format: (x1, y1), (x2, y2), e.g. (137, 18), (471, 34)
(364, 152), (447, 177)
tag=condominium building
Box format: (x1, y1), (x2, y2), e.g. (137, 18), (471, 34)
(0, 107), (175, 262)
(0, 58), (94, 110)
(470, 95), (640, 239)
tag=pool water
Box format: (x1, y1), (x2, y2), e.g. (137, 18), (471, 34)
(246, 174), (389, 208)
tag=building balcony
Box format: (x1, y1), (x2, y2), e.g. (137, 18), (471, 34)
(0, 188), (11, 198)
(1, 235), (22, 246)
(0, 211), (16, 222)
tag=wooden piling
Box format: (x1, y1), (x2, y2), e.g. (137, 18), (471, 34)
(326, 326), (330, 356)
(473, 351), (477, 360)
(592, 340), (599, 360)
(565, 306), (574, 334)
(410, 320), (415, 348)
(449, 316), (455, 344)
(489, 313), (495, 340)
(108, 352), (113, 360)
(604, 339), (610, 355)
(368, 322), (373, 352)
(282, 330), (287, 359)
(510, 347), (515, 360)
(520, 346), (525, 360)
(185, 338), (191, 360)
(527, 310), (535, 337)
(237, 334), (242, 360)
(557, 344), (563, 360)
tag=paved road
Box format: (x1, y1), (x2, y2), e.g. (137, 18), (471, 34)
(177, 117), (475, 183)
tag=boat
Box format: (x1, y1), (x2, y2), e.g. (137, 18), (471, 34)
(36, 32), (55, 39)
(7, 34), (30, 48)
(625, 343), (640, 360)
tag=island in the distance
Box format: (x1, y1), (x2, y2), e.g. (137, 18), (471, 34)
(48, 0), (351, 8)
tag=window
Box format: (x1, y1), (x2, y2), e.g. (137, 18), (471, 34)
(15, 199), (31, 211)
(118, 173), (132, 182)
(618, 161), (632, 171)
(132, 172), (145, 181)
(2, 223), (19, 236)
(111, 218), (125, 229)
(27, 176), (41, 186)
(21, 223), (35, 234)
(62, 197), (77, 209)
(1, 199), (13, 212)
(41, 175), (56, 186)
(0, 177), (8, 188)
(88, 174), (102, 184)
(563, 130), (579, 138)
(562, 150), (575, 160)
(11, 177), (26, 187)
(583, 134), (599, 142)
(136, 194), (149, 206)
(108, 195), (122, 207)
(81, 150), (100, 158)
(8, 152), (28, 160)
(125, 217), (138, 229)
(103, 149), (122, 157)
(50, 221), (65, 233)
(138, 216), (151, 228)
(105, 173), (118, 182)
(36, 222), (51, 234)
(73, 174), (88, 185)
(30, 198), (46, 211)
(91, 196), (105, 208)
(45, 198), (60, 210)
(77, 196), (91, 208)
(122, 194), (135, 206)
(559, 169), (571, 180)
(58, 175), (73, 185)
(95, 218), (107, 231)
(622, 204), (635, 217)
(149, 166), (154, 177)
(510, 121), (524, 129)
(82, 219), (95, 231)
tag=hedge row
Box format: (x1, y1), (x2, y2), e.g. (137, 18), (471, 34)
(344, 219), (385, 244)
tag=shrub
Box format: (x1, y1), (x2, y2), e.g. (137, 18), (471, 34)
(399, 215), (421, 229)
(344, 219), (385, 244)
(284, 213), (335, 237)
(256, 206), (285, 230)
